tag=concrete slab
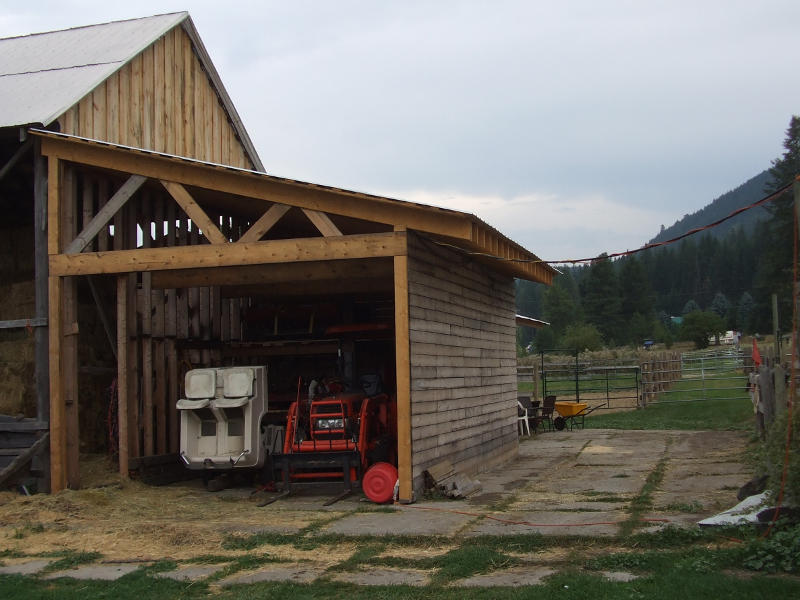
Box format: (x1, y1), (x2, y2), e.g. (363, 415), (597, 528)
(0, 559), (53, 575)
(465, 511), (622, 537)
(548, 471), (645, 495)
(321, 507), (474, 536)
(514, 501), (627, 512)
(664, 461), (752, 478)
(155, 564), (227, 581)
(219, 564), (324, 586)
(453, 566), (556, 587)
(44, 563), (141, 580)
(332, 567), (430, 586)
(659, 473), (746, 494)
(651, 490), (727, 511)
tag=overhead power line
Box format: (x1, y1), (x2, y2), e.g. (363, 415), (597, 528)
(431, 180), (794, 266)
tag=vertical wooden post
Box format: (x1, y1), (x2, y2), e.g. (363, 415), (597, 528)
(772, 294), (781, 360)
(116, 276), (129, 477)
(46, 157), (67, 492)
(167, 338), (179, 453)
(61, 167), (80, 489)
(393, 229), (412, 503)
(142, 194), (154, 457)
(33, 140), (50, 492)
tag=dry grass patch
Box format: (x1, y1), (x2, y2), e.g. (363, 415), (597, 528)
(376, 544), (455, 560)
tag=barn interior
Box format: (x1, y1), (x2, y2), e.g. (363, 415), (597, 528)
(2, 130), (407, 494)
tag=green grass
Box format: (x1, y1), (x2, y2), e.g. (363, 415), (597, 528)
(5, 526), (800, 598)
(586, 396), (754, 431)
(5, 556), (799, 599)
(620, 452), (669, 536)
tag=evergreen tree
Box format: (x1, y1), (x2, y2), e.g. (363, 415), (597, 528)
(580, 254), (622, 344)
(709, 292), (731, 319)
(754, 115), (800, 330)
(737, 292), (755, 333)
(543, 284), (578, 340)
(619, 257), (653, 316)
(682, 299), (701, 315)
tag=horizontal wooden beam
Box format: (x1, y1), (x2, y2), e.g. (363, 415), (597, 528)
(222, 342), (341, 358)
(38, 133), (473, 240)
(0, 420), (49, 432)
(151, 258), (392, 289)
(0, 317), (47, 329)
(49, 231), (407, 276)
(220, 277), (395, 299)
(64, 175), (146, 254)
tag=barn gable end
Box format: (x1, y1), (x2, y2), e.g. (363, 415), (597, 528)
(57, 24), (255, 170)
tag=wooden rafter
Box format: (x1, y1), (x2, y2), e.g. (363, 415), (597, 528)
(49, 231), (408, 276)
(36, 131), (557, 284)
(238, 203), (291, 243)
(160, 180), (228, 244)
(64, 175), (147, 254)
(37, 133), (474, 240)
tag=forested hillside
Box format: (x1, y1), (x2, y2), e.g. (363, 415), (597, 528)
(650, 170), (771, 244)
(516, 116), (800, 353)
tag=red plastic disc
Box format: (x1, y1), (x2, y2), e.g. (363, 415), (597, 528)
(362, 462), (398, 504)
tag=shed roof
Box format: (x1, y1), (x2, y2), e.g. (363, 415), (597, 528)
(0, 12), (263, 170)
(35, 129), (558, 285)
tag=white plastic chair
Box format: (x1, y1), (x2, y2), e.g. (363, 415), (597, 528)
(517, 400), (531, 436)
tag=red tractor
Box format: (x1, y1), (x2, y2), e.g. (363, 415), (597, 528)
(271, 383), (398, 505)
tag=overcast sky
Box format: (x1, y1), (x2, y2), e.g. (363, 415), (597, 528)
(2, 1), (798, 262)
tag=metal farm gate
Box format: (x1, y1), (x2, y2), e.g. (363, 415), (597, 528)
(517, 351), (641, 410)
(641, 348), (750, 405)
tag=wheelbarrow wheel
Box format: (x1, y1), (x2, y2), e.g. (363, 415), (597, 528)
(554, 416), (566, 431)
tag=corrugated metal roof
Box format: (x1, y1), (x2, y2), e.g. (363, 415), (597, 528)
(0, 12), (263, 171)
(0, 12), (186, 128)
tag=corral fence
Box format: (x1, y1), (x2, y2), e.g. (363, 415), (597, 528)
(642, 348), (751, 405)
(517, 350), (641, 410)
(518, 347), (758, 411)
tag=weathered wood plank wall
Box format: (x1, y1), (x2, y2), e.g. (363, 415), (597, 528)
(73, 169), (250, 463)
(57, 27), (254, 170)
(406, 233), (518, 491)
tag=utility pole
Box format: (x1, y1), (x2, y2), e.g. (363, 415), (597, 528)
(794, 179), (800, 401)
(773, 294), (781, 361)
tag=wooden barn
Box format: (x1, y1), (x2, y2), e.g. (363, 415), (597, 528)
(0, 12), (556, 502)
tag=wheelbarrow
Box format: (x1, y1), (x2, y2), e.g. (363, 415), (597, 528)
(553, 401), (604, 431)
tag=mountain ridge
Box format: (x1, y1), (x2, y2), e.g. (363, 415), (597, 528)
(649, 169), (772, 244)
